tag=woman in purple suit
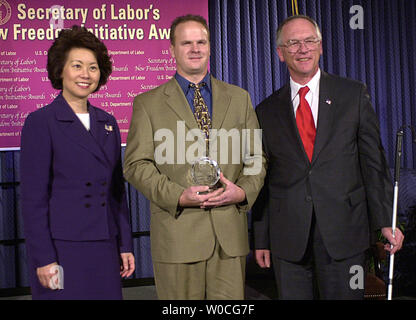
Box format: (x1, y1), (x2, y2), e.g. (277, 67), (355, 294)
(20, 26), (135, 299)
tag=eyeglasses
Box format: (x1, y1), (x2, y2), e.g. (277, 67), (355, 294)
(281, 38), (321, 53)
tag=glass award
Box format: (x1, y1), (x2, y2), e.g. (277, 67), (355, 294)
(191, 156), (221, 193)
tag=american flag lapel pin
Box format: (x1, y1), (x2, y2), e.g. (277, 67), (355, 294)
(105, 124), (113, 133)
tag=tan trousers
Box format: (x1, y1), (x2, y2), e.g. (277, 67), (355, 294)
(153, 239), (246, 300)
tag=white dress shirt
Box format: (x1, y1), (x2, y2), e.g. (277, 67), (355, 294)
(76, 113), (90, 131)
(290, 68), (321, 128)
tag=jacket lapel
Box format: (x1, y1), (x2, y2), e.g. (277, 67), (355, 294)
(164, 76), (233, 132)
(89, 105), (113, 166)
(211, 76), (231, 130)
(277, 84), (310, 163)
(311, 71), (335, 164)
(279, 72), (336, 165)
(280, 84), (300, 140)
(54, 94), (109, 167)
(164, 78), (199, 130)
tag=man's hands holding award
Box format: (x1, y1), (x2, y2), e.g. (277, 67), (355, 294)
(179, 170), (246, 209)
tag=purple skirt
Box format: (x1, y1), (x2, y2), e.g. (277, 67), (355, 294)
(29, 238), (123, 300)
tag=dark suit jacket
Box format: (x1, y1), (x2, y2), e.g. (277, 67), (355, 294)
(253, 71), (392, 262)
(20, 93), (133, 268)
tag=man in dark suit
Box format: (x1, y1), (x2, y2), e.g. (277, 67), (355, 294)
(253, 15), (404, 299)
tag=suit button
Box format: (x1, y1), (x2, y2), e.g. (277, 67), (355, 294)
(101, 202), (106, 207)
(308, 170), (312, 176)
(306, 196), (312, 202)
(86, 182), (92, 187)
(85, 203), (91, 208)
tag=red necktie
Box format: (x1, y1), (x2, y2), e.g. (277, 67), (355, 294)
(296, 86), (316, 162)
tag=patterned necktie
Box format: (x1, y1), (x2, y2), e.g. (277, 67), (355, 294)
(296, 86), (316, 162)
(189, 82), (211, 155)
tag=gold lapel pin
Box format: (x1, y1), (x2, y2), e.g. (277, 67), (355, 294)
(105, 124), (113, 132)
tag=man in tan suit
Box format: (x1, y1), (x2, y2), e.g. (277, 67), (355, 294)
(124, 14), (265, 299)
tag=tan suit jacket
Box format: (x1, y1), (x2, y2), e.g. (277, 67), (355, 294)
(124, 76), (266, 263)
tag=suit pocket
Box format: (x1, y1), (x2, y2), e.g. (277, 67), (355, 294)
(348, 186), (366, 207)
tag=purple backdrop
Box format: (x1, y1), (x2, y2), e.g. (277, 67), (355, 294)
(0, 0), (208, 149)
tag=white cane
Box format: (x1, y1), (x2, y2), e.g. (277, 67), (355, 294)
(387, 181), (399, 300)
(387, 128), (404, 300)
(388, 125), (416, 300)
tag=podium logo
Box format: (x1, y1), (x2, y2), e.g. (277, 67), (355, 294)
(0, 0), (12, 26)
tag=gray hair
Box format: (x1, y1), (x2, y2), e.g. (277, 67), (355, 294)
(276, 15), (322, 47)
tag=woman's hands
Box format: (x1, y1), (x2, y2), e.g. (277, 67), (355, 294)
(120, 252), (135, 278)
(36, 262), (62, 289)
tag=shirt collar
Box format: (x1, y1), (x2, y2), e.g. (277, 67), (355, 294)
(290, 68), (321, 100)
(175, 72), (211, 95)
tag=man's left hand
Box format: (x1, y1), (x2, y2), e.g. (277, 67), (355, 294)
(381, 227), (404, 254)
(201, 173), (246, 208)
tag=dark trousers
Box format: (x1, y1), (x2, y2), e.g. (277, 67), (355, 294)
(272, 215), (366, 300)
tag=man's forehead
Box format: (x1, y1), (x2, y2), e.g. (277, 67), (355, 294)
(282, 18), (318, 37)
(177, 21), (208, 32)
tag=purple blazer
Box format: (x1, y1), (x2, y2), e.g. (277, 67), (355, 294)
(20, 93), (133, 269)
